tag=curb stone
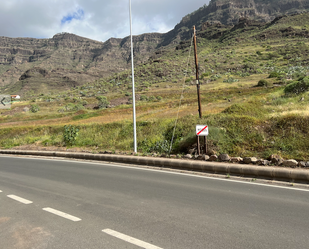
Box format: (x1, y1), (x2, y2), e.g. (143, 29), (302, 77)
(0, 150), (308, 183)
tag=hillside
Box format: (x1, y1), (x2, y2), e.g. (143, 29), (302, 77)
(1, 0), (309, 96)
(1, 11), (309, 161)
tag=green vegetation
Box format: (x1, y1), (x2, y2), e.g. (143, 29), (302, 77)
(30, 104), (40, 113)
(63, 125), (79, 146)
(284, 77), (309, 95)
(1, 13), (309, 160)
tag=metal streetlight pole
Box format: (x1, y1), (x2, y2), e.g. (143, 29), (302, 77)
(129, 0), (137, 153)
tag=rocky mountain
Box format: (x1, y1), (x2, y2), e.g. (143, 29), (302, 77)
(1, 0), (308, 95)
(0, 32), (167, 95)
(163, 0), (309, 44)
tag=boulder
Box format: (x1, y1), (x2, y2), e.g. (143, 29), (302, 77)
(282, 159), (298, 168)
(183, 154), (192, 159)
(257, 159), (270, 166)
(218, 153), (230, 162)
(188, 149), (195, 155)
(23, 107), (29, 112)
(268, 154), (283, 165)
(298, 161), (307, 167)
(207, 149), (217, 156)
(243, 157), (258, 164)
(209, 155), (218, 161)
(230, 157), (243, 163)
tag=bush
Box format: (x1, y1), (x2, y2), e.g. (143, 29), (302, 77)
(284, 77), (309, 95)
(140, 95), (149, 101)
(257, 79), (268, 87)
(96, 96), (110, 109)
(223, 77), (239, 83)
(30, 104), (40, 113)
(62, 103), (84, 112)
(63, 125), (79, 146)
(268, 71), (279, 78)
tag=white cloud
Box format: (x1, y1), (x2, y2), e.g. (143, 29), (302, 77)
(0, 0), (209, 41)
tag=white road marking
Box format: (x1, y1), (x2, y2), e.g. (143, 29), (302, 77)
(7, 195), (33, 204)
(42, 207), (81, 222)
(102, 229), (163, 249)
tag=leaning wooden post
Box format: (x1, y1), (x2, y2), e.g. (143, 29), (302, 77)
(193, 26), (202, 119)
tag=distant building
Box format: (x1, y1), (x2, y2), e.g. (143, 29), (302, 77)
(11, 95), (21, 100)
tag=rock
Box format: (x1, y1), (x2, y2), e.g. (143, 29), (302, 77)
(218, 153), (230, 162)
(203, 155), (210, 161)
(23, 107), (29, 112)
(207, 149), (217, 156)
(196, 155), (204, 160)
(257, 159), (270, 166)
(183, 154), (192, 159)
(282, 159), (298, 168)
(209, 155), (218, 161)
(188, 149), (195, 155)
(230, 157), (243, 163)
(170, 154), (176, 158)
(243, 157), (258, 164)
(268, 154), (283, 165)
(298, 161), (307, 167)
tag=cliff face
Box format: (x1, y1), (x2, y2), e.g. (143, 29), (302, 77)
(0, 32), (165, 94)
(165, 0), (309, 44)
(1, 0), (308, 95)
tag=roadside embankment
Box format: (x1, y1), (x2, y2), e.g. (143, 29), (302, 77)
(0, 150), (308, 183)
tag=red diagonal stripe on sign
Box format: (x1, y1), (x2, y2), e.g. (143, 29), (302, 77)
(197, 126), (208, 135)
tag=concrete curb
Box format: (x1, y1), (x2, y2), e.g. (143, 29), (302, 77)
(0, 150), (308, 183)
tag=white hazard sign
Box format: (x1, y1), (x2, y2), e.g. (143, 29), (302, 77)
(196, 125), (208, 136)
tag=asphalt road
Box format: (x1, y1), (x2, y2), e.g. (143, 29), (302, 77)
(0, 156), (309, 249)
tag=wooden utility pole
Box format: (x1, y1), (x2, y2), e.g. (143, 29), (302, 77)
(193, 26), (202, 118)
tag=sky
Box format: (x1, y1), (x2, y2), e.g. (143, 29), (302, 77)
(0, 0), (210, 42)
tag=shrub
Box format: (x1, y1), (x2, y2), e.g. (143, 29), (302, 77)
(257, 79), (268, 87)
(63, 125), (79, 146)
(284, 77), (309, 95)
(243, 62), (257, 72)
(256, 51), (262, 56)
(268, 71), (279, 78)
(223, 77), (239, 83)
(30, 104), (40, 113)
(149, 96), (156, 102)
(140, 95), (149, 101)
(96, 96), (110, 109)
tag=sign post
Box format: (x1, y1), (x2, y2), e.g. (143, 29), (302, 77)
(196, 125), (208, 155)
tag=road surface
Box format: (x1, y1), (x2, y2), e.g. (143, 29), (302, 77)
(0, 156), (309, 248)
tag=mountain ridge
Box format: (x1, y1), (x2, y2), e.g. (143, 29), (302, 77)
(1, 0), (309, 95)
